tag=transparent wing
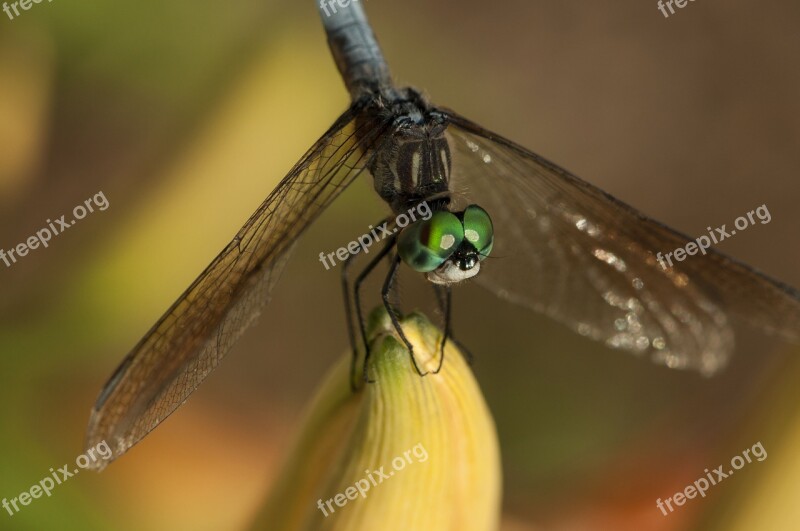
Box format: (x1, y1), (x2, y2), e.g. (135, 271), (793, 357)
(85, 103), (390, 468)
(441, 109), (800, 375)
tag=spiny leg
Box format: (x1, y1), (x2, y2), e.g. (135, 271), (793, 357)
(432, 284), (474, 366)
(432, 284), (451, 373)
(354, 234), (397, 384)
(381, 254), (428, 378)
(341, 248), (363, 391)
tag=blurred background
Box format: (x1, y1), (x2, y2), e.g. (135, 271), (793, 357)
(1, 0), (800, 529)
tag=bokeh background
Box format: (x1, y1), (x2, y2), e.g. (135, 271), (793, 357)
(1, 1), (800, 530)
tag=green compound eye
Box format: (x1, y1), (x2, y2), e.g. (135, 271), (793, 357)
(462, 205), (493, 259)
(398, 211), (465, 272)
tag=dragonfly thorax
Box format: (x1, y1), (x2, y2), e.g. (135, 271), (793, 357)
(359, 90), (495, 286)
(368, 93), (453, 214)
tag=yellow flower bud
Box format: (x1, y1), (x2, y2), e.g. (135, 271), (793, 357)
(251, 308), (501, 531)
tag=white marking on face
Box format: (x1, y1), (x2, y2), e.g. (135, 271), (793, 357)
(465, 229), (479, 243)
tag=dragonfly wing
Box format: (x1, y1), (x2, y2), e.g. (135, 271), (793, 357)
(440, 108), (800, 375)
(85, 103), (390, 468)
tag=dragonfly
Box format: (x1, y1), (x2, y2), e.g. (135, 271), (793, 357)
(85, 2), (800, 468)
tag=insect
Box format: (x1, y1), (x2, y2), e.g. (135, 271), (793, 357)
(84, 2), (800, 468)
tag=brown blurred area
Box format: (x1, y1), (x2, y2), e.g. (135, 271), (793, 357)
(1, 1), (799, 530)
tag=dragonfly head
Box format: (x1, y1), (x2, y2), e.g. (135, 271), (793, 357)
(397, 204), (494, 285)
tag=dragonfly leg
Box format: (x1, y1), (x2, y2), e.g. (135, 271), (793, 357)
(341, 249), (362, 391)
(382, 254), (428, 378)
(432, 284), (451, 373)
(432, 284), (474, 366)
(353, 233), (397, 386)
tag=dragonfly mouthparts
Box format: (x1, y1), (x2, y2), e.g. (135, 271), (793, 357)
(426, 259), (482, 285)
(455, 249), (480, 272)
